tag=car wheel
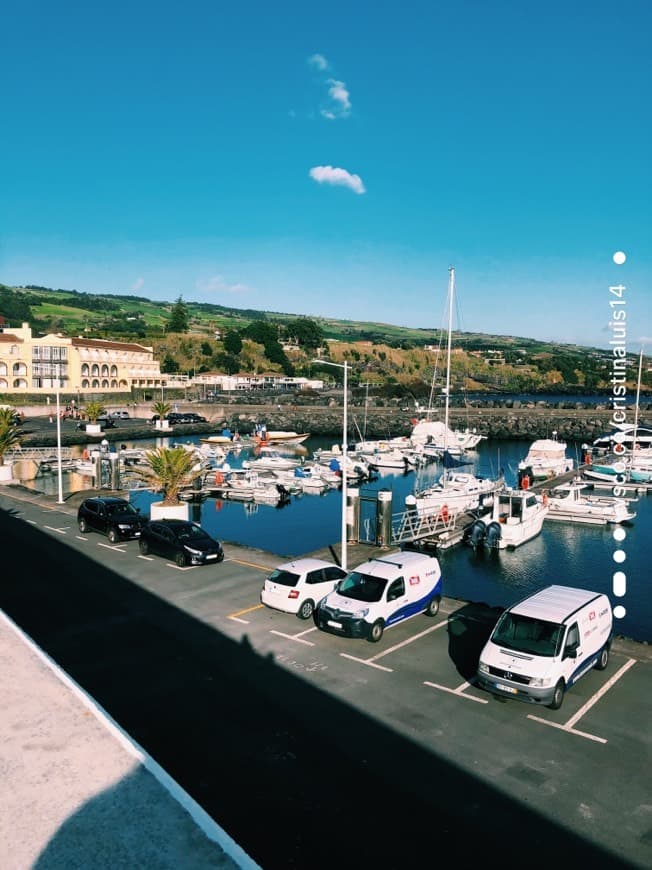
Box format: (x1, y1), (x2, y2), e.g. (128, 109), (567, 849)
(368, 620), (384, 643)
(175, 551), (188, 567)
(425, 596), (440, 617)
(217, 552), (224, 563)
(78, 518), (88, 534)
(548, 680), (565, 710)
(139, 539), (149, 555)
(108, 528), (119, 544)
(298, 599), (315, 620)
(595, 646), (609, 671)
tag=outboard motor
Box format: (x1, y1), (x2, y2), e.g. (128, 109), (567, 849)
(468, 519), (486, 548)
(485, 521), (502, 548)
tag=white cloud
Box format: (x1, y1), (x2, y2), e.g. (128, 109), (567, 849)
(308, 53), (328, 71)
(309, 165), (366, 195)
(320, 78), (351, 119)
(197, 275), (251, 295)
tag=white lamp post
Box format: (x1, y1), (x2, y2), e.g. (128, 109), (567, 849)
(313, 359), (348, 570)
(55, 386), (64, 504)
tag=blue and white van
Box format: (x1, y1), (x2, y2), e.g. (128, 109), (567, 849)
(477, 585), (613, 710)
(316, 550), (442, 642)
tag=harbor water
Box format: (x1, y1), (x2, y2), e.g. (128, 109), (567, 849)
(25, 433), (652, 644)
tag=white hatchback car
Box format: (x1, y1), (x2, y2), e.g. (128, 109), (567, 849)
(261, 558), (347, 620)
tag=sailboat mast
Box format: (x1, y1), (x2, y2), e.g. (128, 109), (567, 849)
(632, 346), (644, 454)
(444, 266), (455, 436)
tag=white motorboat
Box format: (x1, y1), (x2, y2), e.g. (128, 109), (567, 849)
(467, 488), (548, 549)
(255, 430), (310, 445)
(406, 469), (505, 517)
(409, 419), (484, 455)
(518, 433), (574, 481)
(365, 447), (417, 470)
(592, 424), (652, 454)
(544, 480), (636, 525)
(245, 447), (301, 472)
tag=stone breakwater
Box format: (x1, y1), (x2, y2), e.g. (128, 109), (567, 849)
(18, 404), (651, 448)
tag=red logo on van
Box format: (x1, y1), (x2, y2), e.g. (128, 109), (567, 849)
(409, 575), (420, 586)
(589, 611), (596, 621)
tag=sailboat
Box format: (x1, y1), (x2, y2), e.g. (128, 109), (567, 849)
(405, 267), (504, 518)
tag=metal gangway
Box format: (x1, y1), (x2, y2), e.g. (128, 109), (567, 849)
(391, 508), (458, 546)
(5, 446), (74, 462)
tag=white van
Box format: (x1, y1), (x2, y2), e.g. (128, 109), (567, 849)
(316, 550), (442, 642)
(477, 585), (613, 710)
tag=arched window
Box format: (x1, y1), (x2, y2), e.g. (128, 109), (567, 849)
(110, 365), (118, 377)
(82, 379), (90, 389)
(101, 365), (109, 377)
(13, 378), (28, 388)
(0, 379), (7, 389)
(0, 363), (6, 376)
(81, 364), (90, 376)
(12, 362), (27, 376)
(110, 379), (118, 388)
(101, 379), (109, 388)
(91, 364), (99, 377)
(92, 379), (100, 388)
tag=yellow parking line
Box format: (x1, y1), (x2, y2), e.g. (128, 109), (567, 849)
(229, 603), (265, 619)
(229, 557), (272, 572)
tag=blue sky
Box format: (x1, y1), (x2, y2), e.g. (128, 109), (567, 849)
(1, 0), (650, 350)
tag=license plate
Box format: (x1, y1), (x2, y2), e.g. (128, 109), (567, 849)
(206, 554), (218, 560)
(327, 620), (343, 629)
(495, 683), (517, 694)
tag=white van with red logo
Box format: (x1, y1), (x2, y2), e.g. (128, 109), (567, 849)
(316, 550), (442, 643)
(477, 585), (613, 710)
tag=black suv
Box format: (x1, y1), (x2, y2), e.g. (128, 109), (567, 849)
(77, 497), (145, 542)
(139, 519), (224, 567)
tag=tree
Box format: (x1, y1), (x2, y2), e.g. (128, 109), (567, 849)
(152, 401), (172, 420)
(223, 330), (243, 356)
(200, 341), (213, 357)
(84, 401), (105, 423)
(161, 354), (180, 373)
(0, 408), (22, 466)
(134, 447), (199, 506)
(286, 317), (324, 350)
(166, 296), (189, 333)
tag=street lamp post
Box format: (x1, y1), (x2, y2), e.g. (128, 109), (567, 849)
(313, 359), (348, 570)
(55, 385), (64, 504)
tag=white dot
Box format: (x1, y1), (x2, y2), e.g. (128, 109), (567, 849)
(613, 527), (626, 542)
(614, 605), (626, 619)
(613, 251), (626, 265)
(613, 549), (626, 563)
(613, 460), (626, 473)
(613, 571), (626, 596)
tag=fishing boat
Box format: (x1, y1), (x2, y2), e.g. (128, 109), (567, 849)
(544, 480), (636, 525)
(467, 488), (548, 549)
(406, 267), (504, 518)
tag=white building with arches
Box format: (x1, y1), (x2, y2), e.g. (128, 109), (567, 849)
(0, 323), (165, 395)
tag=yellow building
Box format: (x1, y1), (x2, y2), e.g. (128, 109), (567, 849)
(0, 323), (165, 395)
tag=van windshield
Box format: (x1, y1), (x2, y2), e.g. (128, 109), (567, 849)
(491, 613), (564, 657)
(338, 571), (387, 603)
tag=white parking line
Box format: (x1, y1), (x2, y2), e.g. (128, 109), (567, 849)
(527, 657), (637, 744)
(424, 680), (489, 704)
(97, 543), (127, 552)
(339, 619), (449, 672)
(76, 535), (88, 540)
(44, 525), (67, 535)
(270, 630), (315, 647)
(138, 554), (154, 561)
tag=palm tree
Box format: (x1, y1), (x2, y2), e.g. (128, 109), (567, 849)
(134, 446), (199, 505)
(0, 409), (22, 466)
(152, 400), (172, 420)
(84, 401), (106, 423)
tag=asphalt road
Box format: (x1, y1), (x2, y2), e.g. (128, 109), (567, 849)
(1, 487), (650, 869)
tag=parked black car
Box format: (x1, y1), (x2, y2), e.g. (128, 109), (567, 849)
(138, 519), (224, 567)
(149, 412), (208, 425)
(77, 497), (145, 542)
(76, 417), (117, 431)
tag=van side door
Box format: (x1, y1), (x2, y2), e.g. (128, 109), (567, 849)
(561, 622), (584, 686)
(385, 576), (409, 626)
